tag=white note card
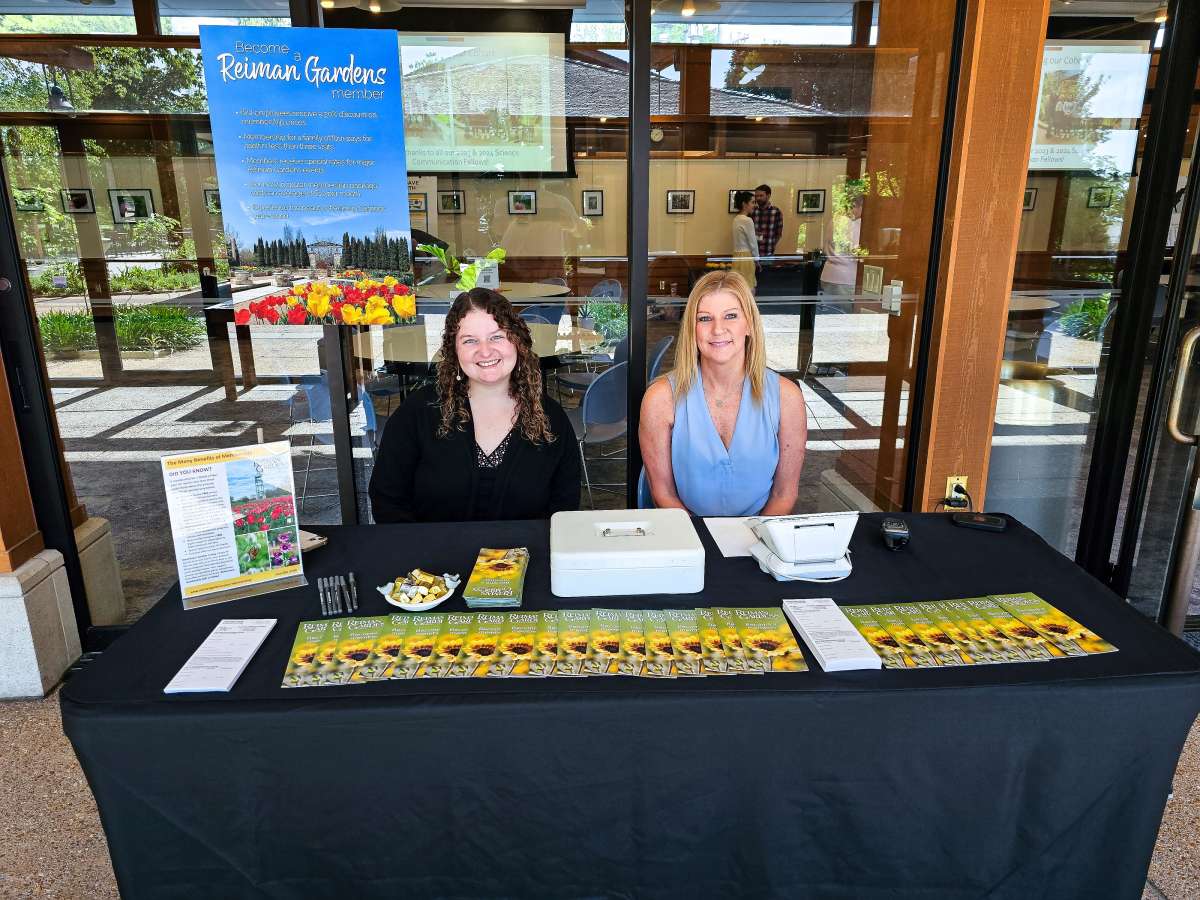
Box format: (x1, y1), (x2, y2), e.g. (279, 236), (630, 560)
(703, 517), (757, 557)
(782, 599), (881, 672)
(164, 619), (277, 694)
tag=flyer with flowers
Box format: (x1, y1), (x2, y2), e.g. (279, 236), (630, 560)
(161, 441), (303, 607)
(199, 25), (415, 325)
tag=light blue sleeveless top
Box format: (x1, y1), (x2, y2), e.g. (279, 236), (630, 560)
(670, 368), (781, 517)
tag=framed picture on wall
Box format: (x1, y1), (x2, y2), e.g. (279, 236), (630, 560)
(666, 189), (695, 214)
(582, 189), (604, 217)
(204, 189), (221, 214)
(1087, 186), (1113, 209)
(728, 188), (754, 213)
(508, 190), (537, 215)
(1022, 188), (1037, 212)
(14, 189), (44, 212)
(60, 188), (95, 214)
(438, 190), (465, 214)
(108, 188), (155, 223)
(409, 193), (427, 213)
(797, 189), (826, 214)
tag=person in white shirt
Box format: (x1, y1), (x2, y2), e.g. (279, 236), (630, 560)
(731, 191), (760, 292)
(820, 193), (863, 311)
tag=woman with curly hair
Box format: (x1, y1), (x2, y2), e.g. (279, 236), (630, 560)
(369, 287), (581, 522)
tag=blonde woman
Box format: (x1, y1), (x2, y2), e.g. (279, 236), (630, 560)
(639, 270), (807, 516)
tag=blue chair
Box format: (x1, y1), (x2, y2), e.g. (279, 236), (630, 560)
(565, 361), (628, 508)
(290, 376), (377, 513)
(521, 303), (567, 326)
(647, 334), (674, 381)
(589, 278), (623, 299)
(558, 336), (628, 396)
(637, 467), (655, 509)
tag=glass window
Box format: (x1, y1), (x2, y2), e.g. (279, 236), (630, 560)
(640, 0), (950, 515)
(985, 20), (1159, 555)
(0, 7), (136, 35)
(0, 42), (208, 114)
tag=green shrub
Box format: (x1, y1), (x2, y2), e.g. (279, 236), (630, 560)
(39, 304), (204, 354)
(30, 263), (86, 297)
(1057, 294), (1111, 341)
(113, 305), (204, 351)
(580, 300), (628, 342)
(109, 266), (200, 294)
(38, 311), (96, 353)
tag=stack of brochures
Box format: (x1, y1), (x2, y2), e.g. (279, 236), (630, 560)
(280, 606), (809, 684)
(842, 592), (1118, 668)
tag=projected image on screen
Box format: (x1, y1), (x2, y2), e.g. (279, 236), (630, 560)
(400, 32), (568, 174)
(1029, 41), (1150, 173)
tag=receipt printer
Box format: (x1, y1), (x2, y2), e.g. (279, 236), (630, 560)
(550, 509), (705, 597)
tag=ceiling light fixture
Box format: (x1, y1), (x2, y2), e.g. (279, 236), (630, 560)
(369, 0), (381, 10)
(1135, 5), (1168, 23)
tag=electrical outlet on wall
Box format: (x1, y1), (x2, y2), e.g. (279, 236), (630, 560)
(945, 475), (968, 499)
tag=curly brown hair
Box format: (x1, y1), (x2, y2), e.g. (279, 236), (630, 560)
(436, 287), (555, 444)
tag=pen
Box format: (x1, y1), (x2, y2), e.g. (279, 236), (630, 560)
(331, 577), (342, 615)
(349, 572), (359, 612)
(319, 578), (327, 616)
(339, 576), (353, 615)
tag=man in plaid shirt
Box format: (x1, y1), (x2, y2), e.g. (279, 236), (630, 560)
(750, 184), (784, 263)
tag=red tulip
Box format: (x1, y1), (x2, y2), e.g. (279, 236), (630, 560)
(235, 309), (251, 325)
(286, 305), (307, 325)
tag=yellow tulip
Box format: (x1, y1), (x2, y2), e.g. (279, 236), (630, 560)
(391, 296), (416, 320)
(363, 306), (393, 326)
(340, 305), (363, 325)
(306, 293), (332, 320)
(291, 285), (305, 296)
(286, 296), (299, 307)
(383, 275), (398, 287)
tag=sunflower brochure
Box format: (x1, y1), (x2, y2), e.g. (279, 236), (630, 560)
(160, 442), (303, 608)
(464, 548), (530, 609)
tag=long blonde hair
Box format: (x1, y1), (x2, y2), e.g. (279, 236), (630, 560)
(667, 270), (767, 404)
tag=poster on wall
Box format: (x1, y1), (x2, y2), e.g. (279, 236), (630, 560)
(161, 442), (304, 608)
(1028, 41), (1150, 174)
(199, 25), (413, 281)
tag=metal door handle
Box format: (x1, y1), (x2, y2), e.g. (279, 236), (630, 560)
(1167, 326), (1200, 445)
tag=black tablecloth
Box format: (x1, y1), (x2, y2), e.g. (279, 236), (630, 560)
(62, 514), (1200, 899)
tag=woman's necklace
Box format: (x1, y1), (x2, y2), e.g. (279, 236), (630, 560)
(707, 379), (741, 409)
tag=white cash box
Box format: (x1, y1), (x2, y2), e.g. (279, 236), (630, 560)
(550, 509), (705, 597)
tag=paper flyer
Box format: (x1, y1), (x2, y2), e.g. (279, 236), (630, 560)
(529, 611), (559, 677)
(964, 598), (1061, 661)
(641, 610), (677, 678)
(555, 609), (592, 676)
(494, 611), (540, 677)
(991, 592), (1117, 656)
(664, 608), (704, 676)
(452, 612), (506, 677)
(729, 607), (808, 673)
(868, 605), (939, 668)
(583, 608), (622, 676)
(395, 613), (445, 679)
(363, 614), (410, 680)
(281, 620), (329, 688)
(695, 608), (730, 675)
(712, 607), (752, 673)
(160, 442), (302, 604)
(841, 605), (910, 669)
(617, 610), (648, 677)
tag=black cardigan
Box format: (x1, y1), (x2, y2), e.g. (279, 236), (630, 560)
(368, 385), (581, 523)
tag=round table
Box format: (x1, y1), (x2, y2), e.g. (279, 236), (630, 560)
(1008, 296), (1059, 312)
(352, 321), (604, 366)
(416, 281), (571, 301)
